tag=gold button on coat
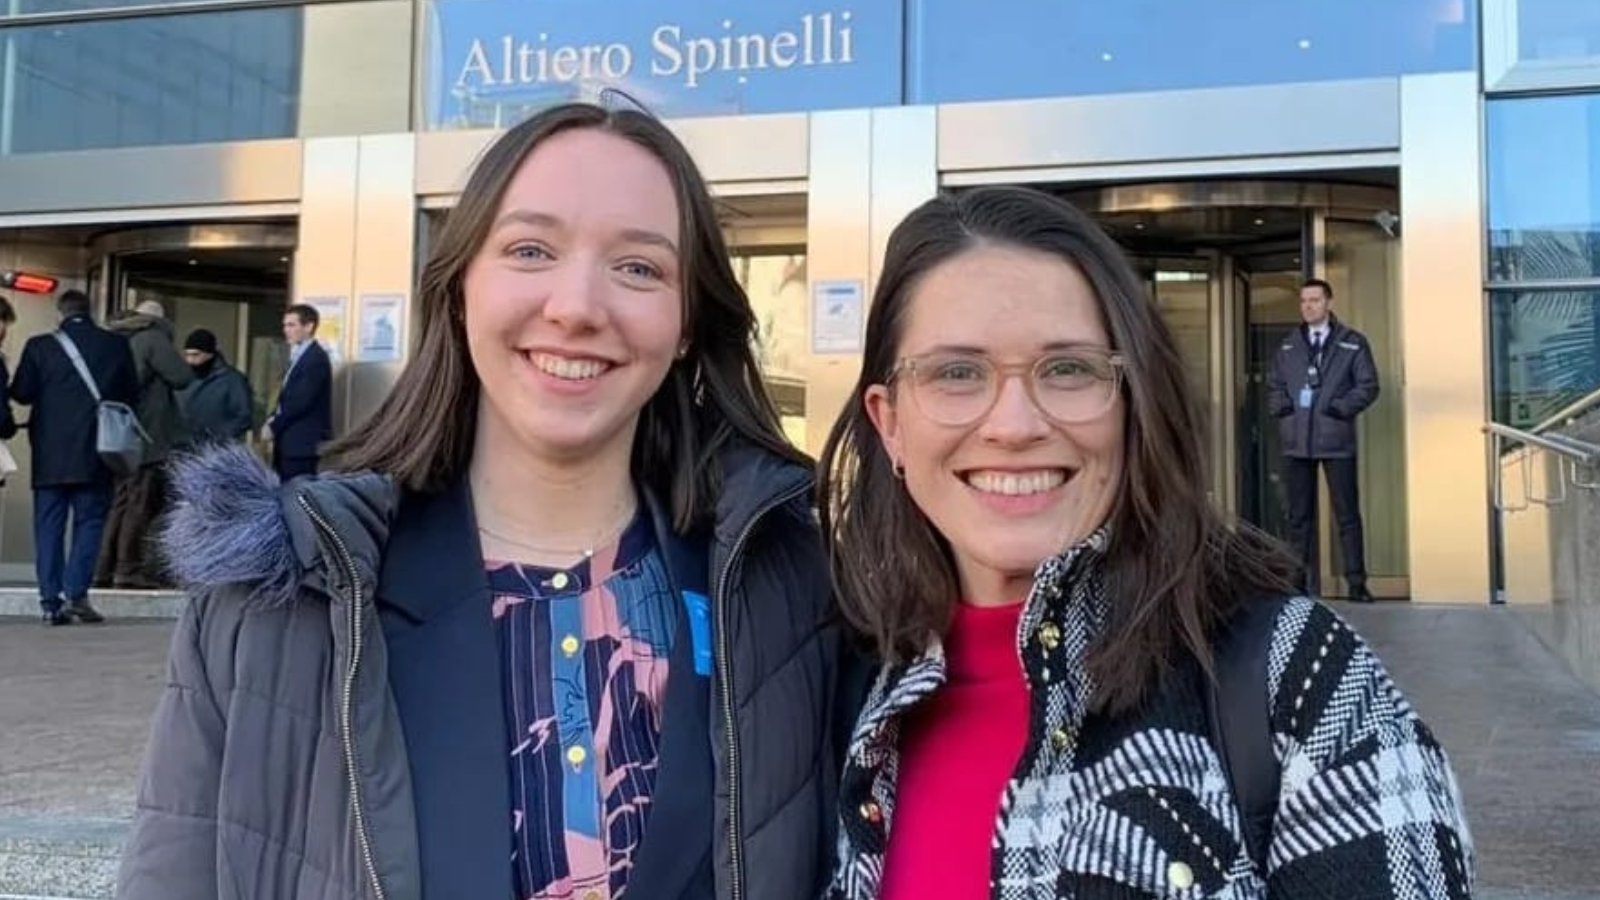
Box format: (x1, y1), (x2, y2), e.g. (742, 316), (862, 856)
(859, 802), (883, 824)
(1050, 729), (1070, 751)
(1167, 861), (1195, 890)
(1038, 622), (1062, 650)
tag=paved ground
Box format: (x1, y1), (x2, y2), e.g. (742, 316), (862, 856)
(0, 603), (1596, 898)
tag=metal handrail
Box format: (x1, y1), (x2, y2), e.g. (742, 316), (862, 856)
(1486, 421), (1600, 511)
(1531, 385), (1600, 435)
(1487, 422), (1600, 460)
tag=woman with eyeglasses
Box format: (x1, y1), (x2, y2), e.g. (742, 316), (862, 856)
(819, 186), (1472, 900)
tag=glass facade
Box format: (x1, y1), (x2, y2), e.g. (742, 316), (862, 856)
(907, 0), (1475, 104)
(2, 0), (232, 12)
(1492, 289), (1600, 427)
(1488, 94), (1600, 429)
(0, 8), (302, 154)
(416, 0), (1477, 129)
(1514, 0), (1600, 68)
(1488, 95), (1600, 281)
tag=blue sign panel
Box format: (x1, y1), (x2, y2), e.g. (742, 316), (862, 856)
(906, 0), (1476, 105)
(421, 0), (902, 129)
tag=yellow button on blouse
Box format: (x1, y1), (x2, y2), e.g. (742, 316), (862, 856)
(566, 746), (587, 768)
(560, 635), (581, 657)
(550, 571), (571, 591)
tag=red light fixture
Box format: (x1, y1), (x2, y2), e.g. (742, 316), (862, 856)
(0, 271), (59, 294)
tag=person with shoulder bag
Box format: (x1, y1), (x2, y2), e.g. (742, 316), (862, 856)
(118, 102), (843, 900)
(11, 289), (138, 626)
(818, 186), (1473, 900)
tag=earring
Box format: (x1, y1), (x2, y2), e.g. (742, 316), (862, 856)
(891, 460), (905, 480)
(675, 341), (690, 360)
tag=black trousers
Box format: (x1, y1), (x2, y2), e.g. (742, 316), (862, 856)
(1284, 456), (1367, 596)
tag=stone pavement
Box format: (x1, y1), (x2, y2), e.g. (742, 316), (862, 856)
(0, 603), (1597, 899)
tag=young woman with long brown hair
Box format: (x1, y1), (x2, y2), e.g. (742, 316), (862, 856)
(118, 103), (842, 900)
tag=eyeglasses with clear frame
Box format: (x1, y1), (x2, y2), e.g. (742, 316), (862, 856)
(889, 347), (1125, 427)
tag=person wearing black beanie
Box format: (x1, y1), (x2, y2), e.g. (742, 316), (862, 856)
(179, 328), (253, 445)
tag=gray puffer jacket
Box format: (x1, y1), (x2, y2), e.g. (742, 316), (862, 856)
(117, 442), (843, 900)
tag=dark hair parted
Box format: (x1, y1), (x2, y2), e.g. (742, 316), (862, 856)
(57, 289), (90, 318)
(326, 103), (805, 529)
(817, 186), (1297, 715)
(285, 303), (320, 330)
(1301, 277), (1334, 299)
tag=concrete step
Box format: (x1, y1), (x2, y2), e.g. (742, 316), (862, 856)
(0, 588), (183, 620)
(0, 815), (125, 899)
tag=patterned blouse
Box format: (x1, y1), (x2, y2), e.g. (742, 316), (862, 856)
(488, 513), (676, 900)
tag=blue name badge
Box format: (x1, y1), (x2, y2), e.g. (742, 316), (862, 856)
(1298, 385), (1314, 409)
(680, 590), (714, 677)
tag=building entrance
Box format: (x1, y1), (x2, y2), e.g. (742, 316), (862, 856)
(90, 222), (297, 451)
(1063, 180), (1408, 598)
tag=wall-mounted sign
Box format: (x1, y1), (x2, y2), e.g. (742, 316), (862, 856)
(811, 279), (864, 354)
(421, 1), (902, 129)
(302, 295), (346, 366)
(356, 293), (406, 363)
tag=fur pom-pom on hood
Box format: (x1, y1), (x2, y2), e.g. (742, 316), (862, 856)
(160, 443), (399, 605)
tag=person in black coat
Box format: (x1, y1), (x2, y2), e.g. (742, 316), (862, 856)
(1265, 278), (1381, 602)
(11, 289), (138, 625)
(265, 303), (332, 481)
(177, 328), (254, 445)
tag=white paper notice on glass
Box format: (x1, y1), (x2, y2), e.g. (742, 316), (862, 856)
(811, 280), (864, 354)
(356, 293), (406, 362)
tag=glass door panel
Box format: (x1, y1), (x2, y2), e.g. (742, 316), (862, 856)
(1239, 263), (1303, 537)
(1322, 218), (1408, 586)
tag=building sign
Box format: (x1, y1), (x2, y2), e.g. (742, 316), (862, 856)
(421, 0), (902, 129)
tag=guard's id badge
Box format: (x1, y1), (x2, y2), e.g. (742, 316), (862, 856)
(1298, 385), (1314, 408)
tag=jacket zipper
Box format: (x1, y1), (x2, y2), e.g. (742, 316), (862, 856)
(711, 478), (811, 900)
(298, 493), (388, 900)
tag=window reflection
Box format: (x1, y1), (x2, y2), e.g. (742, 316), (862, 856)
(1515, 0), (1600, 66)
(907, 0), (1475, 104)
(0, 8), (300, 154)
(1488, 95), (1600, 282)
(1491, 290), (1600, 428)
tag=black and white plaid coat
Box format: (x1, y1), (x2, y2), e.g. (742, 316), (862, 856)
(828, 531), (1473, 900)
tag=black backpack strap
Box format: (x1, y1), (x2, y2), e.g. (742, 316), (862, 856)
(1206, 594), (1289, 875)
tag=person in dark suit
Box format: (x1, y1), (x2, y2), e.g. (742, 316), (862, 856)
(1266, 278), (1381, 603)
(11, 289), (138, 625)
(265, 303), (332, 481)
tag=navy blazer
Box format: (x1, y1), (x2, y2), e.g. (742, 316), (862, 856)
(376, 481), (715, 900)
(271, 339), (333, 461)
(11, 316), (139, 487)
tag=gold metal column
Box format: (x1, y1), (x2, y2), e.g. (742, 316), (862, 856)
(1398, 71), (1491, 603)
(802, 106), (937, 458)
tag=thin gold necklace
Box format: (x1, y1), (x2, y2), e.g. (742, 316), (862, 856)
(476, 497), (636, 563)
